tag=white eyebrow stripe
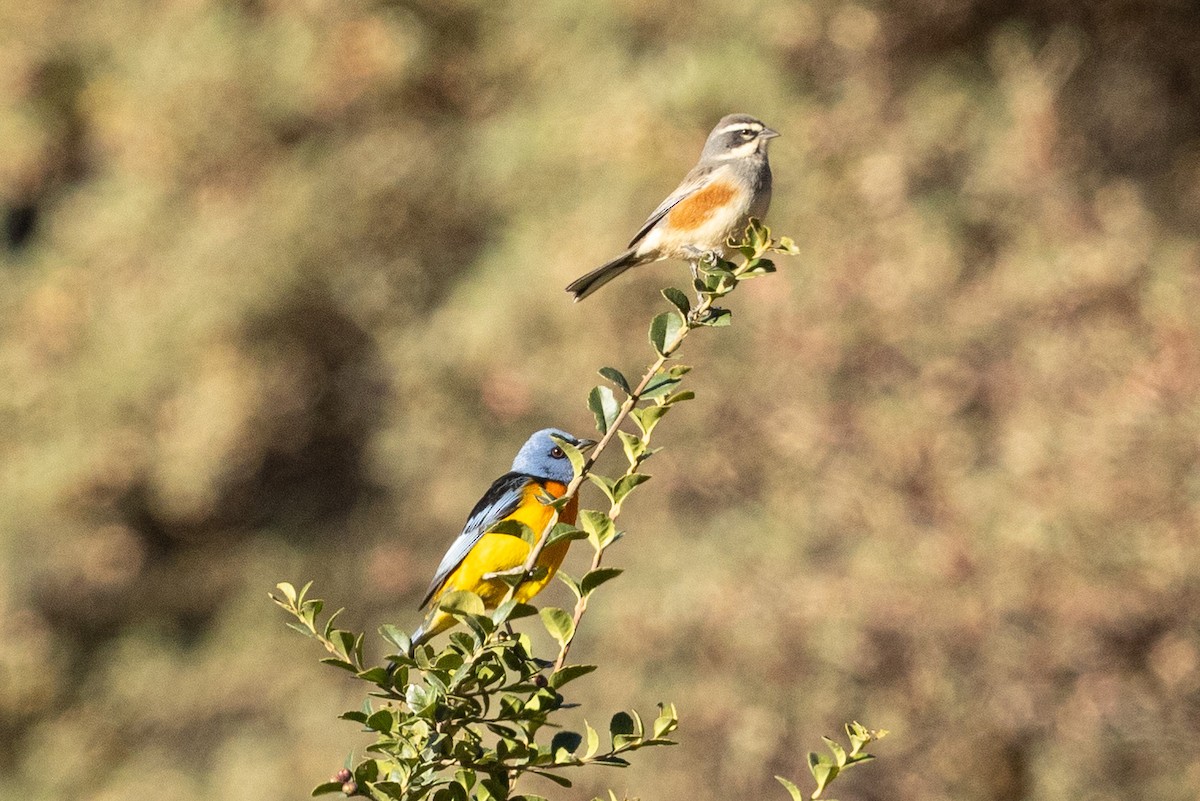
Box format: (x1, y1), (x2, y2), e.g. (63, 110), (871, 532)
(717, 122), (762, 135)
(715, 140), (760, 159)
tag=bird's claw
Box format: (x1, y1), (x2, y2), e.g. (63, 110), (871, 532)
(483, 567), (526, 581)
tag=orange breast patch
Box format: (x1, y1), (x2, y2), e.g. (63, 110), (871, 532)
(667, 181), (739, 231)
(530, 479), (579, 524)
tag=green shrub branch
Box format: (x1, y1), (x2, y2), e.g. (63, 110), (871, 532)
(270, 221), (886, 801)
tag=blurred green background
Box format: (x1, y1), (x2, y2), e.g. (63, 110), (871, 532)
(3, 1), (1200, 799)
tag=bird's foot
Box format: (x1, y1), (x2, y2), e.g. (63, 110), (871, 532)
(483, 566), (526, 582)
(682, 244), (720, 264)
(688, 260), (705, 306)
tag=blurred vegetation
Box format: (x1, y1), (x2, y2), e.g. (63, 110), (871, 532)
(2, 1), (1199, 800)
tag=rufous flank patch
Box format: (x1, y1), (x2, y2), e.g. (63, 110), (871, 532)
(667, 181), (738, 231)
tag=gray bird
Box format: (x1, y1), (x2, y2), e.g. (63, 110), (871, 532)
(566, 113), (778, 301)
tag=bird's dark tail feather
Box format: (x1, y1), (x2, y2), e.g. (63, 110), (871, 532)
(566, 249), (643, 301)
(409, 624), (429, 651)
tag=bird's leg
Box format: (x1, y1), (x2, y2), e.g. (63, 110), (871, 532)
(483, 566), (526, 581)
(683, 246), (705, 306)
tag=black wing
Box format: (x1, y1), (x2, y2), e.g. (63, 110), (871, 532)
(418, 472), (535, 609)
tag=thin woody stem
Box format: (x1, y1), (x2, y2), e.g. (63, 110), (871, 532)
(552, 509), (611, 671)
(515, 293), (706, 581)
(502, 234), (771, 649)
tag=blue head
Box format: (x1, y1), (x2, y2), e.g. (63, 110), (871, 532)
(511, 428), (595, 484)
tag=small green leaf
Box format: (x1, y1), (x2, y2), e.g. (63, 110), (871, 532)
(438, 590), (485, 618)
(846, 721), (867, 750)
(487, 518), (538, 546)
(579, 509), (616, 549)
(823, 735), (847, 767)
(584, 720), (600, 758)
(587, 473), (616, 502)
(374, 782), (407, 799)
(743, 257), (777, 276)
(630, 405), (669, 437)
(405, 683), (434, 714)
(491, 600), (537, 624)
(480, 776), (510, 801)
(629, 708), (645, 737)
(617, 430), (644, 465)
(545, 522), (587, 547)
(774, 776), (804, 801)
(320, 607), (343, 640)
(648, 311), (685, 357)
(276, 582), (297, 605)
(379, 624), (411, 655)
(746, 218), (769, 250)
(661, 389), (695, 406)
(366, 708), (393, 733)
(775, 235), (801, 255)
(450, 773), (474, 795)
(433, 784), (469, 801)
(845, 720), (888, 755)
(581, 567), (623, 595)
(549, 663), (597, 689)
(588, 385), (620, 434)
(809, 752), (838, 798)
(284, 620), (311, 637)
(652, 702), (678, 738)
(332, 630), (356, 660)
(613, 473), (651, 504)
(698, 258), (735, 277)
(528, 771), (572, 788)
(661, 287), (691, 315)
(300, 598), (323, 626)
(556, 570), (582, 600)
(598, 366), (631, 395)
(610, 711), (636, 744)
(550, 433), (587, 477)
(698, 308), (732, 327)
(311, 782), (343, 796)
(356, 666), (391, 685)
(540, 607), (575, 647)
(353, 759), (380, 784)
(641, 371), (682, 401)
(551, 731), (583, 759)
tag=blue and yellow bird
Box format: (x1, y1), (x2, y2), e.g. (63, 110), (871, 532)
(412, 428), (595, 645)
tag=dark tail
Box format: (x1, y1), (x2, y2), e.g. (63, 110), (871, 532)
(409, 623), (429, 650)
(566, 249), (644, 301)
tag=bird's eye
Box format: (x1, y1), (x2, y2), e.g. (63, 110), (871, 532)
(739, 129), (755, 138)
(550, 446), (565, 459)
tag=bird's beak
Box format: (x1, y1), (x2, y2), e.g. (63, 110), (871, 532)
(761, 127), (781, 139)
(577, 438), (598, 452)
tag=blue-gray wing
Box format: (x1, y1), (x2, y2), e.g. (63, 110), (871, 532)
(418, 472), (534, 609)
(626, 164), (720, 248)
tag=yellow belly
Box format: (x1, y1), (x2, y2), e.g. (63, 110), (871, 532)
(421, 481), (576, 639)
(441, 531), (571, 606)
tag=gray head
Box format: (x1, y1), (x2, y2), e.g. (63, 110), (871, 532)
(511, 428), (596, 484)
(700, 113), (779, 162)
